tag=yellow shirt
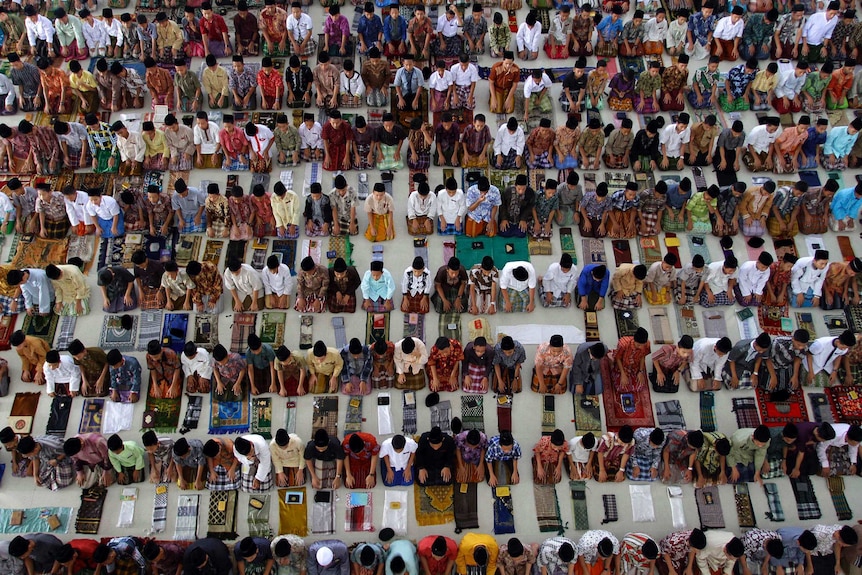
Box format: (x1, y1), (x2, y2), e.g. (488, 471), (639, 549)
(143, 130), (170, 158)
(751, 70), (778, 94)
(456, 534), (499, 575)
(306, 348), (343, 378)
(50, 264), (91, 303)
(202, 66), (230, 98)
(156, 20), (183, 51)
(271, 190), (300, 228)
(69, 70), (98, 92)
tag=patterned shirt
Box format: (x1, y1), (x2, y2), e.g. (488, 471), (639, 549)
(802, 71), (829, 100)
(692, 67), (720, 95)
(662, 66), (689, 91)
(215, 353), (246, 385)
(636, 71), (662, 96)
(172, 438), (204, 467)
(556, 125), (579, 157)
(537, 537), (578, 575)
(297, 265), (329, 299)
(577, 531), (619, 565)
(340, 345), (372, 382)
(485, 435), (522, 461)
(229, 66), (257, 97)
(467, 265), (499, 294)
(580, 192), (612, 219)
(663, 429), (696, 468)
(776, 13), (805, 44)
(462, 125), (492, 155)
(147, 348), (180, 382)
(498, 544), (536, 575)
(9, 62), (40, 97)
(742, 529), (781, 564)
(534, 343), (573, 373)
(427, 339), (464, 383)
(621, 20), (645, 43)
(573, 15), (593, 42)
(743, 14), (775, 46)
(191, 261), (223, 303)
(465, 184), (501, 223)
(811, 524), (842, 556)
(578, 129), (605, 156)
(455, 430), (488, 464)
(631, 427), (663, 469)
(726, 63), (757, 98)
(659, 531), (694, 569)
(610, 190), (639, 211)
(463, 14), (488, 39)
(109, 355), (142, 394)
(688, 11), (717, 44)
(533, 435), (568, 465)
(619, 533), (657, 575)
(87, 121), (117, 153)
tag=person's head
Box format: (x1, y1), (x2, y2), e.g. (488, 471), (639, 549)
(677, 54), (689, 71)
(591, 265), (607, 282)
(558, 542), (575, 563)
(754, 332), (772, 353)
(752, 425), (771, 446)
(689, 528), (707, 550)
(725, 538), (744, 559)
(715, 337), (733, 355)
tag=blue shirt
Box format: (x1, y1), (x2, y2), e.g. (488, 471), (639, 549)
(109, 356), (142, 394)
(665, 181), (693, 209)
(385, 540), (419, 575)
(20, 268), (55, 312)
(775, 528), (807, 568)
(596, 15), (623, 42)
(485, 435), (522, 461)
(358, 14), (383, 46)
(577, 264), (609, 297)
(361, 269), (396, 301)
(393, 66), (427, 95)
(688, 11), (717, 44)
(383, 15), (407, 43)
(801, 126), (827, 157)
(824, 126), (859, 158)
(830, 187), (862, 220)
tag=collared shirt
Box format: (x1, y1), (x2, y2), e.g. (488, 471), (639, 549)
(246, 124), (274, 156)
(816, 423), (859, 466)
(465, 184), (502, 223)
(713, 15), (744, 39)
(688, 10), (717, 43)
(171, 188), (205, 216)
(25, 14), (54, 44)
(774, 528), (808, 568)
(229, 65), (257, 97)
(160, 270), (195, 299)
(645, 261), (676, 289)
(744, 125), (780, 154)
(194, 121), (220, 156)
(383, 14), (407, 42)
(621, 20), (644, 43)
(489, 61), (521, 92)
(824, 125), (859, 158)
(667, 19), (688, 46)
(523, 72), (552, 98)
(357, 13), (383, 45)
(224, 265), (263, 296)
(261, 264), (295, 297)
(803, 11), (838, 44)
(485, 435), (521, 462)
(393, 66), (426, 94)
(660, 124), (691, 157)
(402, 267), (433, 297)
(809, 336), (849, 374)
(611, 190), (640, 211)
(202, 66), (230, 98)
(450, 63), (479, 87)
(774, 70), (806, 99)
(109, 356), (142, 394)
(246, 344), (275, 371)
(71, 433), (111, 471)
(43, 354), (81, 394)
(50, 264), (89, 305)
(702, 261), (737, 294)
(393, 337), (428, 374)
(437, 189), (466, 222)
(271, 433), (304, 469)
(379, 436), (418, 470)
(726, 64), (757, 98)
(644, 16), (668, 41)
(494, 125), (526, 157)
(830, 187), (862, 220)
(55, 14), (85, 47)
(155, 20), (182, 51)
(116, 131), (145, 163)
(182, 348), (213, 379)
(695, 531), (737, 575)
(172, 438), (204, 467)
(537, 537), (577, 575)
(361, 269), (395, 301)
(737, 260), (769, 296)
(271, 191), (300, 228)
(287, 12), (314, 42)
(65, 190), (93, 227)
(324, 14), (350, 45)
(85, 195), (120, 222)
(776, 13), (805, 44)
(542, 262), (576, 296)
(109, 441), (146, 472)
(20, 268), (54, 311)
(790, 256), (827, 294)
(407, 190), (437, 220)
(233, 434), (272, 482)
(428, 69), (454, 92)
(436, 14), (460, 37)
(727, 428), (767, 470)
(517, 21), (542, 51)
(691, 338), (728, 381)
(549, 14), (573, 42)
(596, 15), (623, 41)
(463, 14), (488, 40)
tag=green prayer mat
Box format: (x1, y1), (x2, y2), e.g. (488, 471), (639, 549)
(0, 507), (73, 534)
(251, 397), (273, 440)
(22, 312), (59, 344)
(247, 495), (273, 538)
(570, 481), (589, 530)
(259, 312), (287, 346)
(454, 235), (529, 270)
(141, 395), (182, 433)
(573, 394), (602, 433)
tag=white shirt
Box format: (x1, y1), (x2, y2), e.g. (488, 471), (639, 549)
(401, 266), (433, 297)
(702, 261), (737, 294)
(181, 347), (213, 379)
(64, 190), (93, 226)
(644, 17), (668, 42)
(428, 69), (454, 92)
(542, 262), (577, 296)
(808, 336), (848, 374)
(261, 263), (296, 296)
(117, 131), (145, 162)
(339, 71), (365, 97)
(55, 122), (88, 152)
(516, 22), (543, 52)
(802, 11), (838, 44)
(494, 125), (526, 156)
(816, 423), (859, 467)
(102, 17), (123, 43)
(43, 355), (81, 395)
(690, 338), (729, 381)
(790, 256), (827, 294)
(407, 190), (437, 219)
(81, 18), (109, 49)
(523, 73), (552, 98)
(436, 189), (466, 222)
(85, 195), (121, 221)
(736, 260), (769, 296)
(568, 436), (597, 464)
(193, 122), (220, 155)
(298, 122), (323, 150)
(0, 190), (12, 221)
(436, 14), (459, 37)
(773, 70), (805, 99)
(660, 124), (691, 157)
(245, 124), (274, 156)
(223, 264), (264, 297)
(0, 73), (15, 102)
(743, 124), (780, 154)
(499, 261), (537, 291)
(713, 15), (744, 40)
(233, 434), (272, 482)
(450, 63), (479, 87)
(379, 436), (418, 471)
(287, 12), (314, 43)
(25, 14), (54, 45)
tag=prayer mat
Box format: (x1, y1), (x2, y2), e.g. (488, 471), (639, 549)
(300, 315), (313, 350)
(649, 308), (673, 345)
(695, 486), (725, 529)
(174, 494), (200, 541)
(808, 393), (835, 424)
(824, 386), (862, 424)
(66, 234), (98, 274)
(443, 241), (456, 262)
(9, 392), (39, 435)
(226, 240), (247, 266)
(22, 312), (58, 345)
(382, 490), (407, 535)
(756, 387), (809, 426)
(402, 391), (417, 435)
(231, 313), (257, 353)
(667, 485), (686, 530)
(332, 317), (347, 349)
(490, 170), (527, 194)
(54, 316), (76, 351)
(559, 227), (578, 264)
(846, 305), (862, 332)
(402, 312), (425, 341)
(117, 487), (137, 528)
(250, 397), (272, 440)
(79, 399), (104, 434)
(372, 245), (384, 263)
(454, 483), (479, 532)
(677, 304), (701, 338)
(137, 311), (163, 352)
(209, 389), (251, 435)
(248, 495), (272, 538)
(702, 310), (728, 338)
(699, 391), (717, 432)
(46, 395), (72, 437)
(573, 394), (602, 433)
(97, 237), (126, 270)
(180, 394), (203, 434)
(601, 377), (655, 432)
(612, 239), (633, 265)
(175, 235), (202, 267)
(541, 395), (555, 436)
(0, 506), (73, 534)
(758, 305), (792, 336)
(202, 240), (223, 263)
(142, 395), (182, 433)
(688, 235), (712, 264)
(497, 394), (513, 433)
(285, 399), (298, 434)
(732, 397), (761, 428)
(734, 483), (756, 528)
(795, 312), (817, 340)
(789, 476), (821, 520)
(4, 233), (20, 263)
(206, 490), (238, 540)
(569, 481), (589, 530)
(103, 402), (134, 434)
(278, 488), (308, 536)
(824, 313), (849, 336)
(75, 486), (107, 534)
(301, 239), (323, 265)
(493, 487), (516, 534)
(601, 494), (618, 524)
(272, 239), (298, 271)
(161, 313), (189, 354)
(192, 314), (218, 352)
(0, 313), (16, 350)
(260, 311), (287, 345)
(100, 314), (138, 351)
(582, 238), (607, 264)
(664, 233), (683, 268)
(345, 492), (373, 532)
(454, 235), (531, 270)
(430, 399), (452, 434)
(152, 483), (168, 533)
(763, 482), (785, 522)
(344, 396), (362, 434)
(250, 238), (269, 270)
(614, 308), (640, 338)
(637, 236), (663, 265)
(328, 235), (354, 267)
(438, 311), (461, 341)
(528, 236), (552, 256)
(533, 484), (563, 534)
(838, 235), (856, 261)
(11, 235), (69, 269)
(415, 484), (454, 526)
(585, 310), (599, 342)
(655, 400), (685, 431)
(312, 396), (339, 437)
(827, 475), (852, 520)
(737, 307), (759, 339)
(366, 312), (390, 345)
(461, 396), (485, 431)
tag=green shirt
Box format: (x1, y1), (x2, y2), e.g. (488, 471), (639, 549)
(742, 14), (775, 46)
(108, 441), (146, 472)
(274, 125), (301, 152)
(802, 71), (829, 100)
(174, 70), (202, 101)
(246, 343), (276, 370)
(636, 71), (662, 95)
(727, 428), (767, 472)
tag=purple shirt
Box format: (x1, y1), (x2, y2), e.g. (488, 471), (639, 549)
(324, 15), (351, 46)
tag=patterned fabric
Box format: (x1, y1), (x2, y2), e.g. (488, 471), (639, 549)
(763, 482), (785, 521)
(790, 476), (821, 520)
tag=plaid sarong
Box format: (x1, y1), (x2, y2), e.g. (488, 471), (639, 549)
(311, 490), (335, 535)
(695, 486), (725, 529)
(732, 397), (761, 428)
(345, 492), (373, 532)
(763, 482), (785, 521)
(505, 287), (531, 312)
(54, 316), (77, 351)
(827, 476), (852, 520)
(438, 310), (461, 341)
(152, 483), (169, 533)
(174, 494), (200, 540)
(230, 313), (257, 353)
(790, 476), (821, 520)
(533, 484), (563, 534)
(207, 464), (240, 491)
(809, 393), (835, 424)
(312, 396), (339, 437)
(430, 400), (452, 434)
(570, 480), (589, 530)
(137, 311), (162, 351)
(655, 400), (686, 431)
(460, 396), (484, 431)
(402, 391), (417, 434)
(601, 494), (618, 524)
(699, 391), (717, 431)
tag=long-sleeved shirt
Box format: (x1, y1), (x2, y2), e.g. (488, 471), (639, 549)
(830, 186), (862, 220)
(774, 70), (805, 99)
(415, 430), (456, 473)
(70, 433), (111, 472)
(306, 347), (343, 378)
(43, 354), (81, 394)
(307, 540), (350, 575)
(25, 14), (54, 45)
(108, 441), (146, 472)
(116, 131), (145, 162)
(224, 264), (264, 297)
(824, 126), (859, 158)
(542, 262), (577, 296)
(816, 423), (859, 467)
(340, 345), (373, 383)
(736, 260), (769, 297)
(802, 11), (838, 45)
(407, 190), (437, 219)
(494, 125), (526, 156)
(690, 338), (729, 380)
(81, 18), (109, 49)
(577, 264), (609, 297)
(727, 428), (767, 471)
(394, 338), (427, 375)
(713, 15), (744, 40)
(499, 261), (537, 292)
(402, 266), (433, 297)
(808, 336), (849, 375)
(14, 335), (49, 375)
(702, 261), (737, 294)
(271, 191), (300, 228)
(271, 433), (304, 469)
(109, 356), (142, 395)
(20, 268), (54, 311)
(695, 531), (737, 575)
(233, 434), (272, 482)
(516, 22), (542, 51)
(54, 15), (85, 47)
(182, 347), (213, 379)
(360, 268), (395, 301)
(790, 256), (827, 295)
(456, 534), (498, 575)
(261, 264), (295, 296)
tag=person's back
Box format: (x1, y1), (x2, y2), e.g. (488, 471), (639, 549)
(184, 538), (232, 575)
(386, 540), (419, 575)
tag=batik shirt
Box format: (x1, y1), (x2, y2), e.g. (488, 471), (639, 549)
(743, 14), (775, 46)
(596, 432), (634, 468)
(461, 125), (492, 155)
(697, 431), (728, 473)
(465, 185), (501, 223)
(498, 544), (535, 575)
(577, 531), (619, 565)
(215, 353), (246, 385)
(716, 190), (741, 222)
(725, 64), (757, 98)
(147, 348), (180, 382)
(463, 15), (488, 39)
(659, 531), (694, 568)
(775, 13), (805, 45)
(532, 435), (569, 465)
(663, 429), (697, 467)
(688, 11), (717, 45)
(109, 356), (142, 394)
(340, 347), (373, 381)
(692, 67), (720, 95)
(573, 16), (593, 42)
(741, 529), (781, 564)
(811, 525), (842, 556)
(534, 192), (559, 222)
(297, 266), (329, 299)
(191, 262), (223, 302)
(229, 66), (257, 98)
(832, 18), (853, 48)
(621, 20), (644, 43)
(467, 265), (498, 295)
(146, 193), (173, 228)
(638, 190), (666, 216)
(274, 126), (300, 153)
(619, 533), (656, 575)
(636, 72), (662, 96)
(455, 430), (488, 464)
(802, 71), (829, 100)
(610, 190), (639, 212)
(537, 537), (578, 575)
(580, 192), (612, 219)
(578, 129), (604, 155)
(662, 66), (688, 91)
(771, 186), (801, 218)
(555, 125), (579, 157)
(631, 427), (663, 470)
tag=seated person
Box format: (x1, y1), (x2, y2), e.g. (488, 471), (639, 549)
(370, 340), (396, 390)
(172, 437), (205, 490)
(808, 331), (856, 387)
(610, 263), (647, 310)
(342, 432), (379, 489)
(532, 429), (568, 484)
(212, 344), (247, 402)
(340, 338), (373, 396)
(394, 337), (428, 390)
(461, 116), (493, 168)
(493, 118), (526, 170)
(576, 264), (609, 311)
(816, 423), (862, 477)
(485, 432), (521, 487)
(526, 119), (556, 169)
(274, 346), (307, 397)
(650, 336), (693, 393)
(415, 426), (456, 485)
(643, 254), (677, 305)
(689, 337), (733, 392)
(531, 335), (573, 394)
(727, 425), (771, 483)
(462, 337), (494, 394)
(427, 337), (464, 393)
(364, 183), (395, 242)
(327, 258), (360, 314)
(203, 437), (240, 491)
(697, 257), (739, 307)
(500, 261), (537, 313)
(107, 434), (145, 485)
(577, 118), (605, 170)
(182, 343), (213, 394)
(493, 336), (525, 394)
(790, 251), (830, 308)
(145, 340), (181, 399)
(380, 434), (417, 486)
(306, 341), (342, 394)
(361, 261), (395, 312)
(578, 183), (612, 238)
(299, 114), (324, 161)
(269, 430), (304, 487)
(576, 532), (620, 575)
(606, 329), (652, 394)
(401, 256), (432, 314)
(294, 256), (329, 314)
(468, 256), (499, 315)
(234, 538), (274, 575)
(246, 334), (276, 396)
(530, 179), (559, 240)
(659, 429), (703, 484)
(604, 119), (635, 168)
(224, 259), (264, 312)
(594, 427), (635, 483)
(233, 434), (273, 493)
(539, 254), (576, 308)
(106, 349), (141, 403)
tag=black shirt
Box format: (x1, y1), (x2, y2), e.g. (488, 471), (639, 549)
(303, 437), (345, 462)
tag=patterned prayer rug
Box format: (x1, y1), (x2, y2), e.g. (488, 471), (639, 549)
(174, 494), (200, 540)
(415, 484), (454, 526)
(454, 482), (479, 532)
(75, 486), (107, 534)
(202, 240), (224, 263)
(230, 313), (257, 353)
(614, 308), (640, 338)
(402, 391), (417, 435)
(192, 314), (218, 351)
(22, 312), (59, 345)
(11, 235), (69, 268)
(570, 481), (589, 530)
(251, 397), (272, 440)
(808, 393), (835, 424)
(649, 308), (673, 344)
(734, 484), (756, 528)
(161, 313), (189, 354)
(528, 236), (552, 256)
(365, 312), (390, 345)
(612, 239), (633, 266)
(460, 396), (485, 431)
(175, 235), (202, 267)
(581, 238), (607, 264)
(344, 397), (362, 434)
(732, 397), (761, 428)
(260, 312), (287, 345)
(695, 486), (725, 529)
(790, 476), (821, 520)
(312, 396), (339, 437)
(402, 313), (425, 341)
(824, 386), (862, 424)
(328, 235), (354, 267)
(677, 304), (701, 338)
(206, 490), (238, 540)
(493, 487), (516, 535)
(637, 236), (662, 265)
(533, 484), (563, 534)
(9, 392), (39, 435)
(209, 389), (251, 435)
(497, 394), (512, 434)
(758, 305), (792, 336)
(46, 395), (72, 437)
(438, 311), (461, 341)
(601, 374), (655, 432)
(271, 239), (297, 271)
(824, 314), (849, 336)
(700, 391), (716, 432)
(278, 488), (309, 536)
(702, 310), (728, 338)
(687, 235), (712, 264)
(100, 314), (138, 351)
(845, 305), (862, 332)
(655, 400), (685, 431)
(795, 312), (817, 341)
(180, 395), (203, 434)
(756, 387), (809, 426)
(54, 316), (77, 351)
(429, 399), (451, 434)
(250, 238), (269, 270)
(0, 313), (16, 350)
(827, 476), (852, 520)
(573, 394), (602, 433)
(151, 484), (168, 533)
(66, 234), (99, 274)
(248, 495), (272, 538)
(345, 492), (374, 532)
(601, 494), (620, 524)
(142, 395), (182, 434)
(541, 395), (555, 436)
(79, 398), (104, 434)
(137, 311), (163, 352)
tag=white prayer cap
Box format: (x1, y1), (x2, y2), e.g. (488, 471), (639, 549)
(317, 547), (334, 566)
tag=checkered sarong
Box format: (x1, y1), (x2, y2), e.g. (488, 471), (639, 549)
(763, 482), (785, 522)
(152, 483), (169, 533)
(402, 390), (417, 434)
(827, 475), (852, 520)
(240, 460), (273, 493)
(790, 476), (821, 520)
(430, 400), (452, 434)
(732, 397), (761, 428)
(700, 391), (716, 432)
(505, 288), (530, 312)
(54, 316), (77, 351)
(601, 494), (618, 524)
(696, 486), (725, 529)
